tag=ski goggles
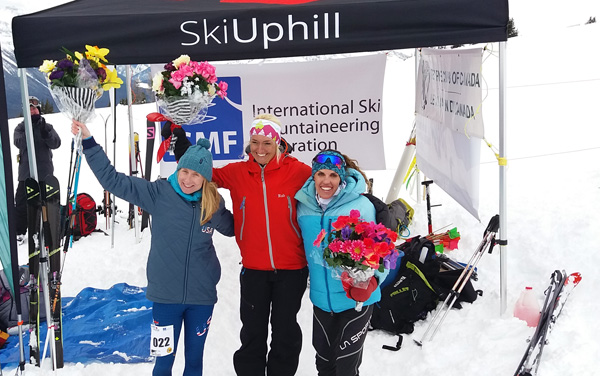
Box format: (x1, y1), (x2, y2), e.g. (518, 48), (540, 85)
(312, 153), (344, 167)
(29, 97), (40, 107)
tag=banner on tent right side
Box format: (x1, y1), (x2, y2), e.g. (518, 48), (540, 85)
(414, 48), (484, 220)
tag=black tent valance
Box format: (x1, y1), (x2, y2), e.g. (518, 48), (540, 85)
(12, 0), (508, 68)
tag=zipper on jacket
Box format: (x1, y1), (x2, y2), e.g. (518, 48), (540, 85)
(287, 196), (301, 238)
(322, 215), (334, 312)
(260, 166), (276, 270)
(182, 202), (197, 303)
(240, 196), (246, 241)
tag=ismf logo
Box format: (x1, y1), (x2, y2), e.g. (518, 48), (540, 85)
(221, 0), (319, 4)
(162, 75), (244, 162)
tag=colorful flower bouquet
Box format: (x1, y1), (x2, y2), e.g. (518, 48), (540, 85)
(151, 55), (227, 126)
(314, 209), (401, 310)
(39, 46), (122, 123)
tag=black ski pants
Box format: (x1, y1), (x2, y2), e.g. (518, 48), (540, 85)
(312, 304), (373, 376)
(15, 180), (27, 236)
(233, 267), (308, 376)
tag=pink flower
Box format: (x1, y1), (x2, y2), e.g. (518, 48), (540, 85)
(178, 63), (194, 77)
(170, 69), (186, 82)
(346, 240), (365, 261)
(168, 77), (182, 89)
(313, 229), (326, 246)
(328, 240), (343, 253)
(217, 81), (228, 99)
(349, 209), (361, 219)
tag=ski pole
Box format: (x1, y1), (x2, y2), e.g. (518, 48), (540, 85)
(421, 180), (440, 235)
(416, 215), (499, 345)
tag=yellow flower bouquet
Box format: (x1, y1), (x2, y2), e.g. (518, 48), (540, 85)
(39, 45), (122, 123)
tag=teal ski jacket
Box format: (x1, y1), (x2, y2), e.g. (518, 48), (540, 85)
(295, 168), (388, 313)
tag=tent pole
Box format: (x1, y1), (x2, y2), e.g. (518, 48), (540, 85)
(498, 41), (508, 314)
(2, 44), (25, 371)
(19, 68), (57, 367)
(18, 70), (38, 181)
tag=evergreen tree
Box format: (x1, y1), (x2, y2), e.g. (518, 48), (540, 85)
(41, 99), (54, 114)
(508, 18), (519, 38)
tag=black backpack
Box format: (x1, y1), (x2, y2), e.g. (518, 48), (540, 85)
(371, 237), (440, 345)
(361, 193), (413, 235)
(371, 236), (481, 350)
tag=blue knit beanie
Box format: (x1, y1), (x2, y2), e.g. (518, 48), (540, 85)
(177, 138), (213, 181)
(311, 150), (346, 182)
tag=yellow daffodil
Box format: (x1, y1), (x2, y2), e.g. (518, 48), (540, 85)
(86, 45), (110, 63)
(173, 55), (190, 69)
(102, 68), (123, 90)
(39, 60), (57, 73)
(152, 72), (164, 94)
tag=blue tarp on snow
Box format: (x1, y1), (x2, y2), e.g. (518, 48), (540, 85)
(0, 283), (153, 369)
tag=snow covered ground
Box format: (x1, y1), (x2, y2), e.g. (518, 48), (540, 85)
(3, 24), (600, 376)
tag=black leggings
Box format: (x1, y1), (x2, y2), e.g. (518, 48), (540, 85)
(233, 267), (308, 376)
(312, 304), (374, 376)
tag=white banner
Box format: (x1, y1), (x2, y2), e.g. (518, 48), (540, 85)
(415, 48), (484, 139)
(416, 114), (480, 220)
(155, 54), (387, 176)
(415, 48), (484, 220)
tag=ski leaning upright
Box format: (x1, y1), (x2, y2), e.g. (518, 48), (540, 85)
(514, 270), (582, 376)
(25, 178), (42, 366)
(141, 119), (156, 232)
(41, 176), (64, 368)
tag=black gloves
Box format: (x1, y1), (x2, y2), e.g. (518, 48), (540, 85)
(161, 121), (192, 162)
(37, 120), (50, 138)
(161, 121), (174, 139)
(173, 127), (191, 161)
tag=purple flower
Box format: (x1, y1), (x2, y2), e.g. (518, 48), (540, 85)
(383, 251), (400, 270)
(49, 70), (64, 80)
(164, 62), (176, 71)
(56, 59), (74, 70)
(95, 68), (107, 81)
(341, 226), (352, 241)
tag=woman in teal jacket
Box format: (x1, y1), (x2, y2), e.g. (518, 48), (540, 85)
(295, 150), (388, 376)
(72, 120), (234, 376)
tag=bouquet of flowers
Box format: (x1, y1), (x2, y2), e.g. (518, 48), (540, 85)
(314, 209), (401, 311)
(151, 55), (227, 126)
(39, 46), (122, 123)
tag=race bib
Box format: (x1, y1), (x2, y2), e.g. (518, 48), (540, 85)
(150, 324), (175, 357)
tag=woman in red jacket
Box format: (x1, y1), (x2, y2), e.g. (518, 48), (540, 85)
(172, 114), (311, 376)
(215, 114), (310, 376)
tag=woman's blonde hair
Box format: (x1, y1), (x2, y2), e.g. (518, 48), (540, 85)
(200, 180), (221, 225)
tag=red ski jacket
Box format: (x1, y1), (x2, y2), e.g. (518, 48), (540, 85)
(213, 154), (311, 270)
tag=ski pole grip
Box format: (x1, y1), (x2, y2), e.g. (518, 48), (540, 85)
(485, 214), (500, 234)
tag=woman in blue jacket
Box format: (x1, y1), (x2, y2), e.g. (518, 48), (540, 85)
(72, 120), (234, 376)
(295, 150), (388, 376)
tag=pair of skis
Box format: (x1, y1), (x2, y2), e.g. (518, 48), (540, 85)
(25, 176), (63, 369)
(514, 270), (582, 376)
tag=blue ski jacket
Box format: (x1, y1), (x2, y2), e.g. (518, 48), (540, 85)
(82, 138), (234, 305)
(295, 168), (388, 313)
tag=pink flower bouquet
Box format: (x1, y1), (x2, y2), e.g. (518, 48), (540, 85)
(314, 209), (401, 310)
(151, 55), (227, 126)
